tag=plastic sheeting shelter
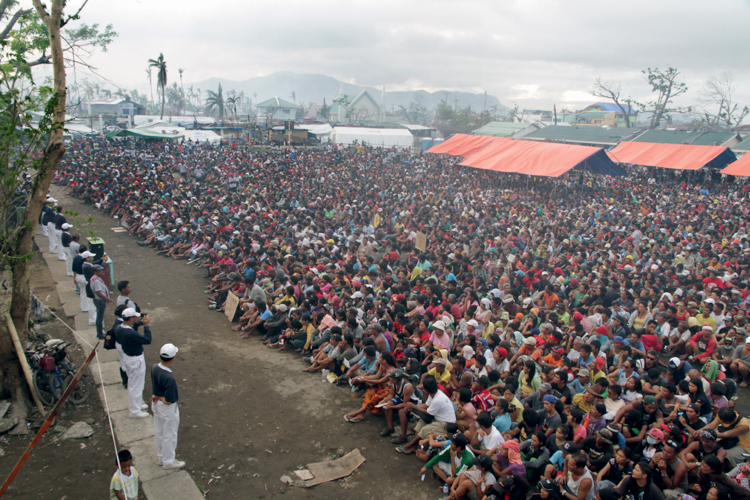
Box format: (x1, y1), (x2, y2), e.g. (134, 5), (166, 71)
(459, 139), (626, 177)
(331, 127), (413, 148)
(425, 133), (496, 157)
(720, 154), (750, 177)
(607, 141), (736, 171)
(105, 128), (184, 140)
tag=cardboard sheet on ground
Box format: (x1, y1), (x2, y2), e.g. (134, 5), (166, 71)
(225, 291), (239, 321)
(301, 449), (366, 487)
(110, 227), (127, 232)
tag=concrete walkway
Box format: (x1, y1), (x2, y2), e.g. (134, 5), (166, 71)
(36, 226), (204, 500)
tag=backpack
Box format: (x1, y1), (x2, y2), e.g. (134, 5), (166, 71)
(103, 327), (117, 350)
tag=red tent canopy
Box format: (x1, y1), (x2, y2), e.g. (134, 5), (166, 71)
(607, 141), (734, 171)
(425, 134), (500, 157)
(721, 154), (750, 177)
(458, 139), (623, 177)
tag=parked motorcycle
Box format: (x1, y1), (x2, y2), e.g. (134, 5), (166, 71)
(26, 339), (90, 406)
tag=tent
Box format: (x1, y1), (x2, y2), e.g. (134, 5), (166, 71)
(425, 133), (497, 157)
(607, 141), (736, 170)
(720, 154), (750, 177)
(459, 139), (626, 177)
(105, 129), (184, 140)
(331, 127), (413, 148)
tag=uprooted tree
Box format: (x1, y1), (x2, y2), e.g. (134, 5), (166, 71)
(0, 0), (115, 428)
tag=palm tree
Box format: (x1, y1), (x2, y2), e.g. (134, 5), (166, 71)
(204, 84), (225, 120)
(146, 67), (154, 104)
(178, 68), (185, 97)
(289, 90), (296, 103)
(148, 53), (168, 119)
(226, 96), (239, 122)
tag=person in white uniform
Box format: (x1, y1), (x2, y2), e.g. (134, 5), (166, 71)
(46, 200), (58, 253)
(116, 308), (151, 418)
(151, 343), (185, 470)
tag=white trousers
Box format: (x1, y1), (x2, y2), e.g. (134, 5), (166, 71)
(47, 223), (57, 252)
(64, 247), (73, 276)
(115, 342), (126, 371)
(76, 275), (90, 311)
(153, 401), (180, 466)
(123, 354), (146, 415)
(55, 230), (65, 260)
(42, 223), (48, 236)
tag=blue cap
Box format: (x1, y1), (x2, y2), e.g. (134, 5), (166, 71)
(543, 394), (558, 404)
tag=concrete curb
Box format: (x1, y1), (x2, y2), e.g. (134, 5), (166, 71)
(34, 227), (204, 500)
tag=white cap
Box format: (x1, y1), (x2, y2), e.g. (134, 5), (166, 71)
(351, 292), (363, 299)
(122, 308), (141, 318)
(668, 357), (681, 369)
(160, 343), (178, 358)
(432, 320), (445, 331)
(705, 298), (715, 305)
(462, 345), (475, 359)
(702, 325), (714, 332)
(276, 304), (288, 312)
(61, 223), (73, 229)
(467, 319), (479, 328)
(81, 251), (95, 258)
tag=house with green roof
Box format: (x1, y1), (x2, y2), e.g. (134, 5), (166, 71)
(629, 129), (742, 147)
(522, 125), (643, 147)
(576, 103), (638, 128)
(471, 121), (542, 139)
(256, 97), (300, 122)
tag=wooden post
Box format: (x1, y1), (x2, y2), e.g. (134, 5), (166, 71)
(4, 315), (45, 415)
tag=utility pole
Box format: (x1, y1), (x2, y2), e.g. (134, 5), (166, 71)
(553, 105), (557, 125)
(483, 91), (487, 113)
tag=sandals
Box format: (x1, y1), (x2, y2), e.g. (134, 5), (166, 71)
(344, 415), (363, 423)
(395, 445), (414, 454)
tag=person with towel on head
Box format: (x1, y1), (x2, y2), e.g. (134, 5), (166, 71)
(151, 343), (184, 470)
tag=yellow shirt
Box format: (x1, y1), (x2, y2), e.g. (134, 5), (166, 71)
(428, 367), (452, 386)
(696, 315), (716, 330)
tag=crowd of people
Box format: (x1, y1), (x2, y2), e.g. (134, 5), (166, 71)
(49, 135), (750, 500)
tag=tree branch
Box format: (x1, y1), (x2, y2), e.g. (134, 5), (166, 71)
(0, 7), (33, 42)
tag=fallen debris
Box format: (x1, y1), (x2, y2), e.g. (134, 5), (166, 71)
(287, 449), (366, 488)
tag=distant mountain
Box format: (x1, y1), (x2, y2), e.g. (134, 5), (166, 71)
(187, 71), (508, 115)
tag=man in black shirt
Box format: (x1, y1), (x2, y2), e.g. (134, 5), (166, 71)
(151, 343), (184, 470)
(54, 207), (67, 261)
(579, 427), (615, 472)
(60, 223), (74, 276)
(117, 308), (151, 418)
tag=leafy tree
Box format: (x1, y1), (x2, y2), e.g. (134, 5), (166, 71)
(0, 0), (69, 426)
(148, 53), (167, 119)
(641, 67), (689, 129)
(205, 83), (224, 120)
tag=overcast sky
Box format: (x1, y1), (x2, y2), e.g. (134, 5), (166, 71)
(51, 0), (750, 112)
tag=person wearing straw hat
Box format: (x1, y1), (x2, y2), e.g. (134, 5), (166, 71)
(151, 343), (184, 470)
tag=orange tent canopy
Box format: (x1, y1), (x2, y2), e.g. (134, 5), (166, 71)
(721, 154), (750, 177)
(459, 139), (625, 177)
(425, 134), (500, 157)
(607, 141), (735, 171)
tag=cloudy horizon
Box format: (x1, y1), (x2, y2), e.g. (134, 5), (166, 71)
(31, 0), (750, 114)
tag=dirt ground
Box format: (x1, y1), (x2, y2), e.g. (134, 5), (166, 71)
(0, 251), (145, 499)
(37, 186), (438, 500)
(6, 186), (750, 500)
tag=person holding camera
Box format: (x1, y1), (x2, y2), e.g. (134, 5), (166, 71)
(117, 308), (152, 418)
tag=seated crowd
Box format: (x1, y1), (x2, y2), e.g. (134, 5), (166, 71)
(54, 137), (750, 500)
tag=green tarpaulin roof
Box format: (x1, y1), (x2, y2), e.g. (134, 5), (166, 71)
(105, 129), (184, 139)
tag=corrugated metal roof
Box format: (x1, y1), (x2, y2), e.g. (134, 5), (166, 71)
(631, 130), (738, 146)
(594, 102), (636, 113)
(733, 137), (750, 152)
(472, 121), (530, 137)
(523, 125), (642, 145)
(256, 97), (299, 109)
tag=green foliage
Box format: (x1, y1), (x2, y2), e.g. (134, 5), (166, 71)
(204, 84), (224, 120)
(433, 98), (492, 135)
(641, 67), (689, 129)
